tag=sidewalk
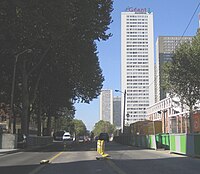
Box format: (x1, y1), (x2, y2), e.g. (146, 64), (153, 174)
(0, 149), (20, 156)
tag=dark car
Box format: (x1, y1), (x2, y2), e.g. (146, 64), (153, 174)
(53, 131), (65, 141)
(99, 133), (109, 142)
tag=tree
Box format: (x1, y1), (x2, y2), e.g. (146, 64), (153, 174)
(164, 31), (200, 133)
(92, 120), (115, 136)
(72, 119), (87, 136)
(0, 0), (113, 135)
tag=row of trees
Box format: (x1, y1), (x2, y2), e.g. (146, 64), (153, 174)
(164, 30), (200, 133)
(0, 0), (113, 135)
(55, 118), (87, 136)
(92, 120), (115, 136)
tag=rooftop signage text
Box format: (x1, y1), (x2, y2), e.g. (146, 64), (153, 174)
(126, 7), (151, 14)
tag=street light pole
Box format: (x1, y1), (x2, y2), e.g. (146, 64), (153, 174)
(10, 49), (32, 134)
(115, 89), (126, 133)
(158, 110), (167, 133)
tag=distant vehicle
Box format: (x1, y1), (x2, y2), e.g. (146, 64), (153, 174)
(62, 132), (72, 140)
(99, 133), (109, 142)
(53, 131), (65, 141)
(78, 136), (85, 143)
(63, 132), (73, 146)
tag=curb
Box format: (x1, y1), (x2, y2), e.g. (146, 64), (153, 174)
(0, 143), (53, 156)
(0, 149), (21, 156)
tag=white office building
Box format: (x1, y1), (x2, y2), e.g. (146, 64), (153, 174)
(100, 89), (113, 124)
(121, 8), (155, 128)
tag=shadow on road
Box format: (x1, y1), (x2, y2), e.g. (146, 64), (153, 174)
(25, 141), (148, 153)
(0, 155), (200, 174)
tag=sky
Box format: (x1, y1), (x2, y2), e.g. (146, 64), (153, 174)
(75, 0), (200, 131)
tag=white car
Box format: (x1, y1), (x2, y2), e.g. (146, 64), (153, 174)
(63, 132), (73, 146)
(62, 132), (71, 140)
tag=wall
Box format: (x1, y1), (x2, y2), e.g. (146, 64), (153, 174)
(0, 133), (17, 149)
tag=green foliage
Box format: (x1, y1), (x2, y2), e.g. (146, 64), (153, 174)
(164, 33), (200, 108)
(0, 0), (113, 135)
(164, 31), (200, 133)
(92, 120), (115, 136)
(72, 119), (87, 136)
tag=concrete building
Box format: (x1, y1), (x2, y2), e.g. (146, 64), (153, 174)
(146, 96), (200, 134)
(113, 96), (121, 129)
(100, 89), (113, 124)
(155, 36), (193, 102)
(121, 8), (155, 128)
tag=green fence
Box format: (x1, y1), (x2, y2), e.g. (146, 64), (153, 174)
(169, 134), (200, 157)
(114, 133), (200, 157)
(194, 134), (200, 157)
(170, 134), (186, 155)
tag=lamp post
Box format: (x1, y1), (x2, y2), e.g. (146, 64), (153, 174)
(10, 49), (32, 134)
(158, 110), (167, 133)
(115, 89), (126, 133)
(152, 115), (157, 150)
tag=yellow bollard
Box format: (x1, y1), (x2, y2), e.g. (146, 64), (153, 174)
(97, 140), (109, 158)
(97, 140), (101, 154)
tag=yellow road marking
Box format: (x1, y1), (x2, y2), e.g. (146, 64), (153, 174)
(49, 152), (63, 163)
(29, 152), (63, 174)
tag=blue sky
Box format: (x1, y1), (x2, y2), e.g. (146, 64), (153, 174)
(75, 0), (200, 131)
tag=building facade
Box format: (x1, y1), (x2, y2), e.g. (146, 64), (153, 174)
(121, 8), (155, 128)
(100, 89), (113, 124)
(146, 96), (200, 134)
(113, 96), (121, 129)
(155, 36), (193, 102)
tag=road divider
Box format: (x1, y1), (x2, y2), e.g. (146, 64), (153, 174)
(96, 140), (110, 159)
(40, 151), (63, 165)
(40, 159), (49, 164)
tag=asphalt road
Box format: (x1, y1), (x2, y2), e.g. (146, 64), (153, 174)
(0, 141), (200, 174)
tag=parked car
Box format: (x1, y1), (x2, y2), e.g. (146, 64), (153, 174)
(62, 132), (72, 140)
(99, 133), (109, 142)
(53, 131), (65, 141)
(63, 132), (73, 146)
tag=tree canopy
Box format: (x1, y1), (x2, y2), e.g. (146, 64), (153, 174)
(92, 120), (115, 136)
(72, 119), (87, 136)
(163, 31), (200, 132)
(0, 0), (113, 135)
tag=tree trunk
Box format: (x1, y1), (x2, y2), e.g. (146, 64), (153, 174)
(21, 61), (29, 135)
(46, 108), (52, 136)
(37, 101), (42, 136)
(189, 106), (193, 133)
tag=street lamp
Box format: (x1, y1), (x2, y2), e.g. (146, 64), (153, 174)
(158, 110), (167, 133)
(10, 49), (32, 134)
(115, 89), (126, 133)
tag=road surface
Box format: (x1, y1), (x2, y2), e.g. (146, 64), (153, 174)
(0, 141), (200, 174)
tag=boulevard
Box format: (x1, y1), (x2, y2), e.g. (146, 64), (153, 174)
(0, 141), (200, 174)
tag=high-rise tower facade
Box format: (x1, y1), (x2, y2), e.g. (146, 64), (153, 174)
(155, 36), (193, 102)
(121, 8), (155, 128)
(113, 96), (121, 129)
(100, 89), (113, 124)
